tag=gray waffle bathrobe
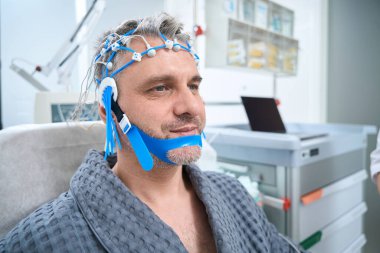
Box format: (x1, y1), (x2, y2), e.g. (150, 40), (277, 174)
(0, 149), (302, 253)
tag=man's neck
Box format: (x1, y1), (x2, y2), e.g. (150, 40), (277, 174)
(112, 149), (190, 206)
(111, 149), (217, 253)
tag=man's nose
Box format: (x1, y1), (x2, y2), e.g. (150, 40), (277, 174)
(173, 87), (203, 117)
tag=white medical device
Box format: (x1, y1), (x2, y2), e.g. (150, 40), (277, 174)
(10, 0), (106, 91)
(34, 92), (98, 123)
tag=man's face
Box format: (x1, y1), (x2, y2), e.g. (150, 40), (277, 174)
(115, 36), (206, 165)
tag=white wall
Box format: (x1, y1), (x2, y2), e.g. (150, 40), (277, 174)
(274, 0), (326, 124)
(327, 1), (380, 251)
(1, 0), (77, 127)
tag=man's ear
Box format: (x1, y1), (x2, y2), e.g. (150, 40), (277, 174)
(98, 103), (119, 125)
(376, 173), (380, 194)
(98, 104), (106, 123)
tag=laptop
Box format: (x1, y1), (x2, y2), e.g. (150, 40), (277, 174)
(241, 96), (327, 141)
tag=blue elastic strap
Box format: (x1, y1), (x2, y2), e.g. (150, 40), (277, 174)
(177, 44), (191, 52)
(136, 127), (203, 164)
(123, 28), (136, 36)
(126, 125), (154, 171)
(103, 87), (121, 159)
(105, 51), (117, 77)
(141, 45), (166, 56)
(94, 54), (102, 62)
(110, 59), (135, 77)
(160, 32), (168, 42)
(108, 51), (117, 63)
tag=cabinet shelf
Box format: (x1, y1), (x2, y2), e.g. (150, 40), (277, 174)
(205, 0), (298, 76)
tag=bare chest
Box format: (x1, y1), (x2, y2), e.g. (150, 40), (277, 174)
(172, 217), (217, 253)
(153, 199), (217, 253)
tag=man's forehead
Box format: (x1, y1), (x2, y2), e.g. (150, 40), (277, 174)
(117, 37), (199, 82)
(119, 59), (201, 86)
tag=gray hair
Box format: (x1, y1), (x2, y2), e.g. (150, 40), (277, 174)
(71, 13), (190, 122)
(94, 12), (191, 82)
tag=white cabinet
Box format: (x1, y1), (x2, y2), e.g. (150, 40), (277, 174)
(206, 123), (376, 252)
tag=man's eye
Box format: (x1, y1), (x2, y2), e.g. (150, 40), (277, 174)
(152, 85), (168, 92)
(189, 84), (199, 91)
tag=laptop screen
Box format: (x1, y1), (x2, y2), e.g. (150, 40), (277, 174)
(241, 96), (286, 133)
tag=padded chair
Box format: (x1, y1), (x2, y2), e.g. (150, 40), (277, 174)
(0, 121), (105, 237)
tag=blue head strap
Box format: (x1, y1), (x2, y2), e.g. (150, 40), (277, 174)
(96, 28), (201, 171)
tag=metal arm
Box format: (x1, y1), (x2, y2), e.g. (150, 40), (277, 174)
(10, 0), (106, 91)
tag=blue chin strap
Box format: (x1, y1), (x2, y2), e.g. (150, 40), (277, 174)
(137, 127), (202, 165)
(110, 99), (202, 171)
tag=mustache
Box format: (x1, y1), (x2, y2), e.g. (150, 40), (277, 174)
(161, 115), (203, 132)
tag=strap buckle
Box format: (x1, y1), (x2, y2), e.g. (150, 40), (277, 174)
(119, 114), (132, 134)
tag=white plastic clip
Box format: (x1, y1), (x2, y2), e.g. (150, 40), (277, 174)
(165, 40), (174, 49)
(173, 44), (181, 52)
(100, 48), (107, 56)
(106, 62), (113, 70)
(120, 36), (129, 45)
(132, 52), (142, 61)
(98, 77), (118, 107)
(173, 39), (181, 52)
(147, 48), (156, 57)
(107, 34), (114, 41)
(111, 43), (119, 52)
(119, 114), (132, 134)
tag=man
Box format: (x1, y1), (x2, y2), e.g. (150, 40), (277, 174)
(0, 13), (303, 252)
(371, 130), (380, 193)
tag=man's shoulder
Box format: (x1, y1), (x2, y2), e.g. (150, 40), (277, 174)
(200, 169), (255, 204)
(204, 170), (245, 191)
(0, 191), (101, 253)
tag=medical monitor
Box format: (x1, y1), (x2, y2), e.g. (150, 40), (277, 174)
(34, 92), (99, 123)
